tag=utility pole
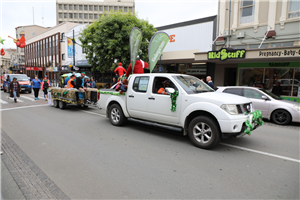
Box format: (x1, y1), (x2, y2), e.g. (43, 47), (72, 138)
(227, 0), (231, 48)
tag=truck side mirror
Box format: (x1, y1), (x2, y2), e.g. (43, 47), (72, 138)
(165, 87), (175, 94)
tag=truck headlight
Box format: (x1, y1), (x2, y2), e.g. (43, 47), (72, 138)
(221, 104), (239, 115)
(293, 105), (300, 111)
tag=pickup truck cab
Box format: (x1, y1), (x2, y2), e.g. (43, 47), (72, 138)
(98, 73), (260, 149)
(3, 74), (32, 93)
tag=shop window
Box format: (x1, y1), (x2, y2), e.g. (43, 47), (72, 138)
(292, 68), (300, 97)
(239, 68), (264, 87)
(133, 76), (149, 93)
(249, 43), (269, 49)
(240, 0), (255, 24)
(288, 0), (300, 18)
(265, 68), (294, 96)
(64, 4), (68, 10)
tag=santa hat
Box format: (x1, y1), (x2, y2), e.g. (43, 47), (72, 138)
(119, 62), (122, 66)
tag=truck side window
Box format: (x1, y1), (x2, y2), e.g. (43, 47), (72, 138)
(132, 76), (149, 93)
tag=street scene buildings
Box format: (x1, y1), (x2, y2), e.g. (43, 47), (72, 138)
(1, 0), (300, 199)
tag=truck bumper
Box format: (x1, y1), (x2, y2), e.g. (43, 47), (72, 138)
(218, 114), (254, 134)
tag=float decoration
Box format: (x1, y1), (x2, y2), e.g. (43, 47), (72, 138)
(170, 90), (179, 112)
(0, 48), (5, 56)
(0, 37), (5, 45)
(8, 35), (26, 48)
(244, 110), (264, 135)
(99, 91), (126, 96)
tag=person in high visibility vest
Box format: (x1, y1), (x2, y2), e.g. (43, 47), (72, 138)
(66, 75), (76, 88)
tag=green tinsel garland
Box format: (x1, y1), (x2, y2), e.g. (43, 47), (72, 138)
(99, 91), (126, 96)
(244, 110), (264, 135)
(170, 90), (179, 112)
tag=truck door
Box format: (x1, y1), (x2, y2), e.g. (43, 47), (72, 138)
(126, 76), (150, 120)
(147, 76), (180, 125)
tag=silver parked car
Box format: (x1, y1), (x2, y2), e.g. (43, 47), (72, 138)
(216, 86), (300, 125)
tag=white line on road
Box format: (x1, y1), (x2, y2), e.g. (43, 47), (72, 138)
(220, 143), (300, 163)
(20, 96), (35, 101)
(0, 99), (8, 104)
(0, 104), (48, 111)
(79, 110), (106, 117)
(7, 97), (24, 102)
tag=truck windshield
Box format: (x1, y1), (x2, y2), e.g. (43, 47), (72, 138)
(172, 75), (214, 94)
(10, 75), (29, 81)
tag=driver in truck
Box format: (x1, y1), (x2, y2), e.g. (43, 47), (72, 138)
(158, 80), (171, 95)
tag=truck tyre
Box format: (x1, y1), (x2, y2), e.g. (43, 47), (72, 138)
(109, 104), (126, 126)
(54, 100), (59, 108)
(271, 109), (291, 125)
(188, 116), (220, 149)
(59, 100), (66, 109)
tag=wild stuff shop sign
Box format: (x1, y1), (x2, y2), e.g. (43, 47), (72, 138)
(208, 48), (246, 61)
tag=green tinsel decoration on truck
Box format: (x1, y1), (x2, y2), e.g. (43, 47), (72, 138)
(244, 110), (264, 135)
(170, 90), (179, 112)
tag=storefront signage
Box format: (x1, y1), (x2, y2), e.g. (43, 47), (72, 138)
(259, 49), (300, 57)
(269, 62), (290, 67)
(208, 48), (246, 61)
(25, 67), (43, 71)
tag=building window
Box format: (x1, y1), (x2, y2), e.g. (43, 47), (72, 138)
(240, 0), (255, 24)
(69, 5), (73, 10)
(94, 5), (98, 11)
(59, 4), (63, 10)
(94, 14), (98, 19)
(69, 13), (73, 18)
(79, 13), (83, 19)
(59, 13), (63, 18)
(79, 5), (83, 10)
(62, 53), (65, 60)
(124, 7), (127, 12)
(114, 6), (118, 11)
(64, 13), (68, 18)
(109, 6), (113, 11)
(74, 13), (78, 19)
(129, 7), (132, 12)
(232, 45), (248, 49)
(119, 7), (123, 12)
(271, 42), (294, 48)
(249, 43), (269, 49)
(89, 5), (93, 11)
(82, 48), (85, 54)
(89, 14), (93, 19)
(288, 0), (300, 18)
(74, 5), (78, 10)
(84, 13), (88, 19)
(84, 5), (88, 11)
(104, 6), (108, 11)
(99, 6), (103, 11)
(64, 4), (68, 10)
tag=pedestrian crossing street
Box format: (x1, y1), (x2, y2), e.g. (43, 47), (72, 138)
(0, 94), (46, 104)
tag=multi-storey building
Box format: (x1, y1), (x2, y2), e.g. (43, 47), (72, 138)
(0, 49), (17, 74)
(56, 0), (135, 25)
(194, 0), (300, 101)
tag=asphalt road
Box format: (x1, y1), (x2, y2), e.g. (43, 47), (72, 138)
(1, 91), (300, 199)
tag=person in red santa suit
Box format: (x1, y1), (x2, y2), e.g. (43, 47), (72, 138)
(114, 62), (126, 78)
(126, 55), (149, 77)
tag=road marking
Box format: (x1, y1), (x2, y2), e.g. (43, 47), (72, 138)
(7, 97), (24, 102)
(220, 143), (300, 163)
(20, 96), (35, 101)
(0, 99), (8, 104)
(0, 104), (48, 111)
(79, 109), (106, 117)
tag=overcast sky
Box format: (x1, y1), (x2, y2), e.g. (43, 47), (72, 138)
(0, 0), (218, 49)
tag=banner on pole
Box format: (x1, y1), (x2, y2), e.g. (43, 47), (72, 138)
(129, 27), (143, 72)
(148, 32), (170, 73)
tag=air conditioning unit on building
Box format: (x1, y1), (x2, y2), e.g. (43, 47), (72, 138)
(236, 31), (245, 39)
(223, 30), (231, 37)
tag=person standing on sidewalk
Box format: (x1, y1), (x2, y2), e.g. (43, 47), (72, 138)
(9, 77), (21, 103)
(31, 76), (41, 100)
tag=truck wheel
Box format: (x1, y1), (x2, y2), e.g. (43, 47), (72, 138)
(59, 101), (66, 109)
(54, 100), (59, 108)
(188, 116), (220, 149)
(109, 104), (126, 126)
(271, 109), (291, 125)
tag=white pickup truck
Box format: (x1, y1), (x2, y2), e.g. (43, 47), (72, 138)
(98, 73), (260, 149)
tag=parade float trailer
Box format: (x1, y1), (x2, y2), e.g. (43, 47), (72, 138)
(97, 73), (263, 149)
(50, 88), (98, 109)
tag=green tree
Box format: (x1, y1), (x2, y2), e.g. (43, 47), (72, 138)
(79, 11), (157, 73)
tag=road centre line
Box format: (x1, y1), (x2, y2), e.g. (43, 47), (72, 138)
(0, 104), (48, 111)
(220, 143), (300, 163)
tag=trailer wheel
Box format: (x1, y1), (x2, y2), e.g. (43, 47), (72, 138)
(54, 100), (59, 108)
(109, 104), (126, 126)
(59, 101), (66, 109)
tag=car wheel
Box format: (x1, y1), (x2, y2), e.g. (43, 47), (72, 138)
(188, 116), (220, 149)
(54, 100), (59, 108)
(59, 100), (66, 109)
(271, 109), (291, 125)
(109, 104), (126, 126)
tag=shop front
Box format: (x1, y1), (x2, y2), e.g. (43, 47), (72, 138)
(194, 46), (300, 102)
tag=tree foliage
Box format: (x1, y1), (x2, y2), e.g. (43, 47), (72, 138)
(79, 11), (157, 72)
